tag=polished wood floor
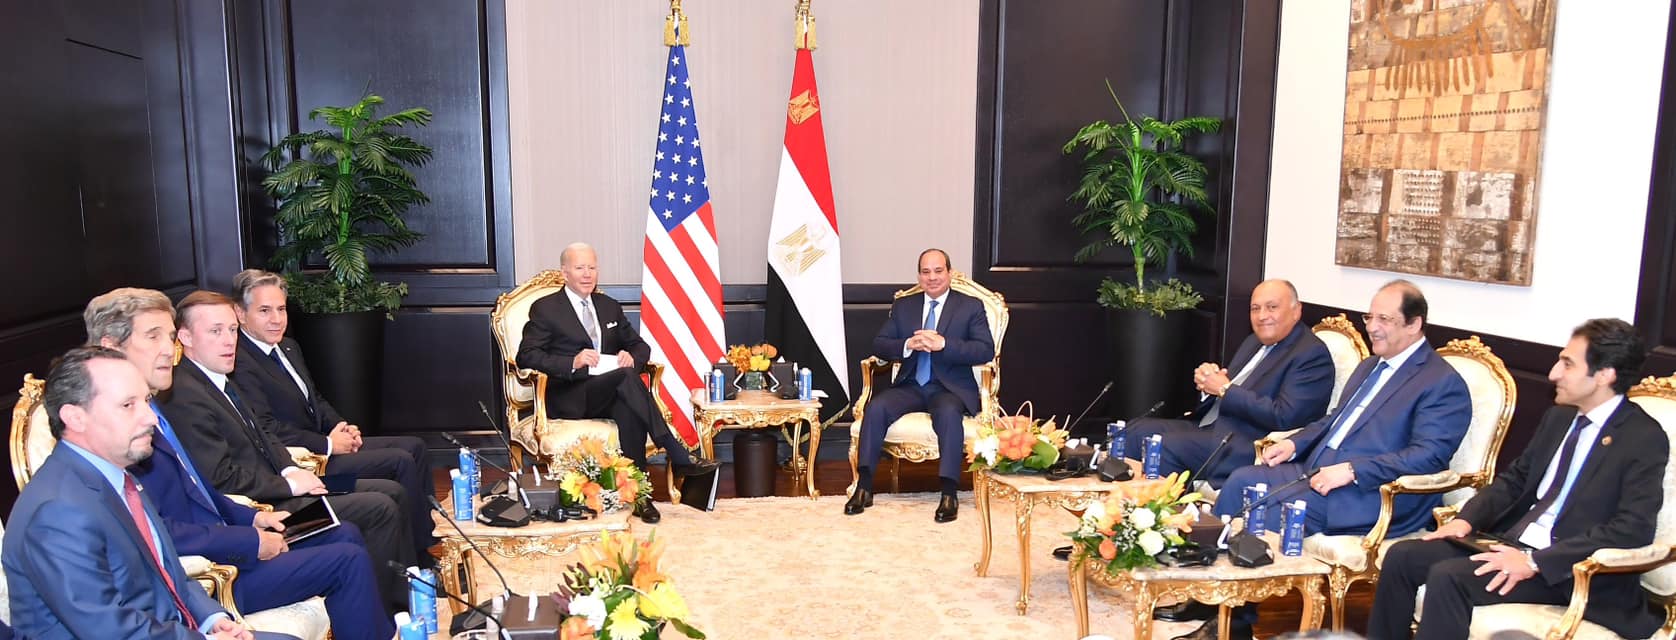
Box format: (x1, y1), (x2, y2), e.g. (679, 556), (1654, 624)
(437, 457), (1376, 638)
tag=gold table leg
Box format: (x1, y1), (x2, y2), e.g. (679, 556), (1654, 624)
(804, 416), (821, 499)
(1301, 576), (1326, 630)
(974, 471), (992, 576)
(1132, 583), (1157, 640)
(1069, 555), (1091, 638)
(1218, 604), (1232, 640)
(1014, 496), (1035, 614)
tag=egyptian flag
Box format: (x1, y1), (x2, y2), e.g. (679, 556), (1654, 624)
(765, 17), (849, 413)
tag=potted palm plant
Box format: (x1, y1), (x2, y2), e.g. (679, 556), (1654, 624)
(260, 94), (432, 429)
(1063, 82), (1220, 418)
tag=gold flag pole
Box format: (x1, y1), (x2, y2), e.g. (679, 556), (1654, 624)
(665, 0), (690, 46)
(793, 0), (817, 51)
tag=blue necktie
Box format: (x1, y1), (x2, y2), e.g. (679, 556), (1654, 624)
(915, 300), (939, 386)
(151, 402), (217, 508)
(1311, 360), (1389, 465)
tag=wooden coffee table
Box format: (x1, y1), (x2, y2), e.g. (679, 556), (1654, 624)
(1069, 532), (1328, 639)
(973, 463), (1167, 614)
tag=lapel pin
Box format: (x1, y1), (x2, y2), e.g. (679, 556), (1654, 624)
(1601, 435), (1613, 446)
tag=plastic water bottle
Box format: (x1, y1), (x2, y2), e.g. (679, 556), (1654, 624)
(1106, 421), (1127, 458)
(404, 567), (434, 634)
(419, 568), (439, 633)
(394, 612), (425, 640)
(458, 446), (479, 496)
(1142, 434), (1163, 479)
(1282, 500), (1307, 556)
(798, 367), (813, 401)
(1246, 482), (1269, 536)
(709, 368), (725, 403)
(451, 469), (473, 521)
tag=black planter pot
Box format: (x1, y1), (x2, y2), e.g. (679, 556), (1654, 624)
(290, 310), (385, 431)
(1106, 307), (1194, 421)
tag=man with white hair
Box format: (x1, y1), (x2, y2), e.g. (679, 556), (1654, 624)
(517, 242), (718, 524)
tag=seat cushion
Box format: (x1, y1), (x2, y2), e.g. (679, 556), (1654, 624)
(509, 415), (621, 460)
(1414, 592), (1647, 640)
(849, 412), (981, 454)
(244, 597), (330, 640)
(1314, 331), (1363, 412)
(1304, 531), (1420, 573)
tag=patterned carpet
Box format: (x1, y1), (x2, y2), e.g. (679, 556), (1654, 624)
(448, 491), (1202, 639)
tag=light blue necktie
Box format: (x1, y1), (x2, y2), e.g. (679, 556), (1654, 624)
(1310, 360), (1389, 466)
(915, 299), (939, 385)
(151, 402), (217, 508)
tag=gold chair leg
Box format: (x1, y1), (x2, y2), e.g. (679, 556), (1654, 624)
(666, 457), (682, 504)
(889, 455), (901, 494)
(1328, 569), (1354, 631)
(847, 439), (860, 497)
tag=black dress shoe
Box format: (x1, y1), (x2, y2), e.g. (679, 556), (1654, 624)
(1153, 600), (1217, 622)
(1168, 621), (1251, 640)
(674, 458), (721, 477)
(844, 489), (873, 515)
(934, 494), (958, 523)
(1052, 545), (1073, 561)
(632, 500), (661, 524)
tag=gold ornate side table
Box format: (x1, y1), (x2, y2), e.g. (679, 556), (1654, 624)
(431, 496), (632, 613)
(973, 463), (1166, 614)
(1069, 532), (1328, 640)
(690, 389), (823, 499)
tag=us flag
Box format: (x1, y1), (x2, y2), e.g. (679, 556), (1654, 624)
(638, 31), (722, 447)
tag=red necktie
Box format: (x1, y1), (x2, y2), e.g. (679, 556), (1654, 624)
(123, 474), (198, 627)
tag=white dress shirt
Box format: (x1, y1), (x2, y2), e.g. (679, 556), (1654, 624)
(243, 332), (339, 455)
(902, 290), (951, 358)
(565, 287), (602, 349)
(1324, 337), (1426, 450)
(1515, 395), (1622, 549)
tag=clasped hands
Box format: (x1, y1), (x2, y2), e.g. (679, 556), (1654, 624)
(1194, 361), (1232, 396)
(328, 421), (362, 454)
(572, 349), (635, 370)
(1258, 439), (1355, 495)
(905, 329), (945, 353)
(1423, 518), (1537, 594)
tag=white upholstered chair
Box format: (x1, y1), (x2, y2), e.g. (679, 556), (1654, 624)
(490, 269), (682, 502)
(1432, 373), (1676, 640)
(847, 271), (1007, 494)
(9, 375), (328, 638)
(1256, 335), (1515, 630)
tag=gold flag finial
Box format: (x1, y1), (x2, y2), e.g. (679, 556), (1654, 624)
(665, 0), (690, 47)
(793, 0), (817, 50)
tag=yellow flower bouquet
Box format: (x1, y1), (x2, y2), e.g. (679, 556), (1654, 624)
(724, 343), (777, 373)
(552, 437), (652, 514)
(1066, 471), (1202, 573)
(554, 531), (705, 639)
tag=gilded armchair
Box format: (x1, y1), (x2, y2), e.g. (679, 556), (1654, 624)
(1260, 336), (1513, 630)
(1429, 373), (1676, 640)
(848, 270), (1007, 494)
(1248, 314), (1373, 463)
(490, 269), (682, 502)
(9, 375), (328, 639)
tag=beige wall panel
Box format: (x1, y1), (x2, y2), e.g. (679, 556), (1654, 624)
(506, 1), (979, 286)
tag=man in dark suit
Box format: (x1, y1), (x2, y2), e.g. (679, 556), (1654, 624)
(846, 248), (996, 522)
(228, 268), (436, 553)
(3, 347), (294, 639)
(516, 243), (718, 524)
(1370, 318), (1667, 640)
(160, 291), (420, 602)
(82, 287), (396, 638)
(1184, 280), (1473, 640)
(1124, 279), (1336, 486)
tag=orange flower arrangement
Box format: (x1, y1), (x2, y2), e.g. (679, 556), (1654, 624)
(1067, 471), (1202, 572)
(967, 404), (1067, 474)
(554, 436), (651, 513)
(553, 530), (704, 639)
(725, 343), (777, 373)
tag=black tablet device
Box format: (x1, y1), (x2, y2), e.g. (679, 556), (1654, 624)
(280, 496), (342, 544)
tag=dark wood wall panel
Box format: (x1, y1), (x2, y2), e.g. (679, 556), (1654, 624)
(973, 0), (1282, 431)
(283, 0), (495, 269)
(379, 309), (501, 436)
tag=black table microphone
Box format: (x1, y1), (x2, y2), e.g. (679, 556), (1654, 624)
(1186, 433), (1236, 491)
(389, 560), (509, 639)
(428, 496), (519, 601)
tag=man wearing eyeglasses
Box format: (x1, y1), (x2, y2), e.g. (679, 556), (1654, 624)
(1177, 280), (1472, 640)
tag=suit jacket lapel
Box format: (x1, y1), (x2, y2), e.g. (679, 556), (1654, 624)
(1335, 344), (1431, 444)
(185, 364), (281, 472)
(60, 449), (157, 570)
(1245, 325), (1308, 388)
(590, 293), (615, 353)
(934, 293), (955, 334)
(1565, 402), (1633, 505)
(151, 428), (218, 515)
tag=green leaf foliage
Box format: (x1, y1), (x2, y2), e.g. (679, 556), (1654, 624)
(260, 94), (431, 315)
(1096, 277), (1203, 316)
(1064, 80), (1221, 301)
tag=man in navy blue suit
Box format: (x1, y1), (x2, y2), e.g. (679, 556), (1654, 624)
(84, 287), (395, 640)
(1181, 280), (1473, 640)
(1123, 279), (1335, 486)
(847, 248), (996, 522)
(226, 269), (437, 554)
(3, 347), (294, 639)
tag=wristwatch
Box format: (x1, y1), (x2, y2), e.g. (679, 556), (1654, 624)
(1523, 549), (1540, 574)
